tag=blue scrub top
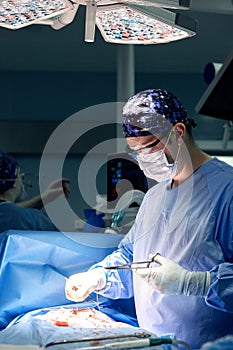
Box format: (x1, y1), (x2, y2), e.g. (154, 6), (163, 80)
(94, 158), (233, 350)
(0, 202), (58, 232)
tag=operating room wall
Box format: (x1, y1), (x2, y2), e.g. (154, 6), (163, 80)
(0, 70), (213, 119)
(0, 70), (231, 231)
(0, 70), (228, 144)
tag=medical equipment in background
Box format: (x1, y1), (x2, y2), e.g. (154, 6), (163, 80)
(105, 189), (145, 233)
(195, 49), (233, 150)
(91, 152), (154, 233)
(104, 152), (152, 233)
(0, 0), (197, 44)
(195, 49), (233, 122)
(106, 152), (155, 208)
(203, 62), (223, 85)
(222, 122), (233, 150)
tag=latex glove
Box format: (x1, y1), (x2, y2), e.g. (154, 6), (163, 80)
(135, 254), (210, 297)
(65, 268), (107, 302)
(83, 209), (105, 233)
(42, 178), (71, 204)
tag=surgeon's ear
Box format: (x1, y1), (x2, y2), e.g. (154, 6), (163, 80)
(174, 123), (185, 145)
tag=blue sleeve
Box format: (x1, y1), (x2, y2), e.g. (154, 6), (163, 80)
(206, 263), (233, 313)
(90, 230), (135, 299)
(205, 186), (233, 313)
(26, 209), (58, 231)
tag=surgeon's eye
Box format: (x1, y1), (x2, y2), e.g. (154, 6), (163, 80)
(142, 138), (161, 151)
(125, 138), (161, 159)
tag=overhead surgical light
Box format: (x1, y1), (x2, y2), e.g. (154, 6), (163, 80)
(0, 0), (197, 44)
(85, 0), (98, 42)
(0, 0), (73, 29)
(95, 5), (196, 44)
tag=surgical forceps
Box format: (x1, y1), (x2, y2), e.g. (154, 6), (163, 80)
(104, 254), (159, 271)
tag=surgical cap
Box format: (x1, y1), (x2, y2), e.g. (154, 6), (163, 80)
(122, 88), (197, 137)
(0, 152), (18, 194)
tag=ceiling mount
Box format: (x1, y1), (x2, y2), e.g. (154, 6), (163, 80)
(0, 0), (197, 44)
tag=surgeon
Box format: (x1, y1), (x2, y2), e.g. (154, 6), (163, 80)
(0, 151), (61, 232)
(65, 89), (233, 350)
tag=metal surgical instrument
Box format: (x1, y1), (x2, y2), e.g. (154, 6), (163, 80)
(44, 331), (151, 348)
(104, 254), (159, 271)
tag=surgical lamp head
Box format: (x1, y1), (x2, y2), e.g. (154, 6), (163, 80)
(122, 88), (197, 138)
(0, 152), (19, 194)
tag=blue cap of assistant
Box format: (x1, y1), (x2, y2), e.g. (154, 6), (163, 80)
(122, 88), (197, 137)
(0, 152), (19, 194)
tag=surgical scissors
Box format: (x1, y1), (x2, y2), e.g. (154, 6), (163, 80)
(104, 254), (159, 270)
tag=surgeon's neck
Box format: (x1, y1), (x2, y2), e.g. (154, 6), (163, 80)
(0, 195), (8, 202)
(171, 147), (211, 189)
(0, 189), (15, 203)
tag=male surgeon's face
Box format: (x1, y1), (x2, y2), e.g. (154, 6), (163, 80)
(127, 135), (157, 151)
(126, 132), (175, 164)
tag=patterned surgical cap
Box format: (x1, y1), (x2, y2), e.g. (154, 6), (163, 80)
(0, 151), (18, 194)
(122, 88), (197, 137)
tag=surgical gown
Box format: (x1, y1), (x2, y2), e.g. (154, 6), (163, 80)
(94, 158), (233, 350)
(0, 202), (58, 233)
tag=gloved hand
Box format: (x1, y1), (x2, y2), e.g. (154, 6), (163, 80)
(83, 209), (105, 233)
(135, 254), (210, 297)
(65, 268), (107, 302)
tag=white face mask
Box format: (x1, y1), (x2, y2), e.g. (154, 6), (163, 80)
(136, 131), (180, 182)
